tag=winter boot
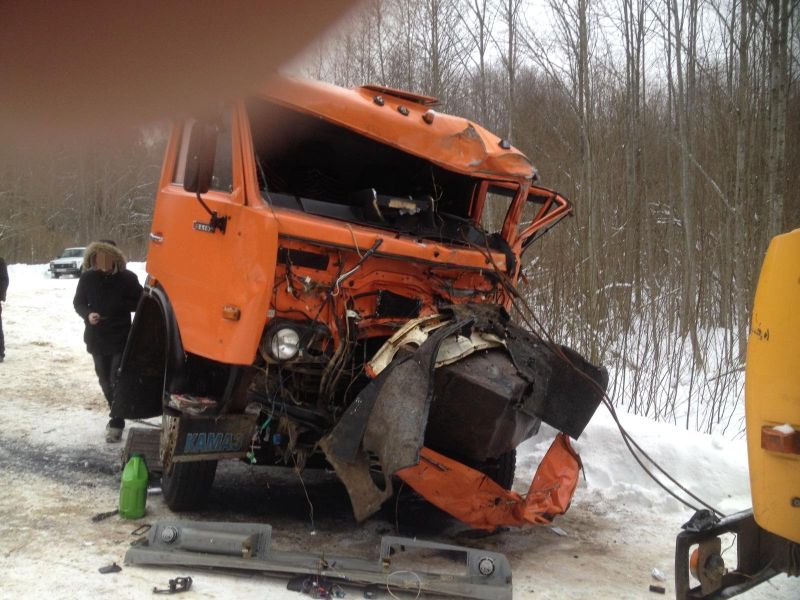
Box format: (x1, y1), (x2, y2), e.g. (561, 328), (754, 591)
(105, 422), (123, 443)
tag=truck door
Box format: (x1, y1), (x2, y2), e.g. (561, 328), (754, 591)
(146, 109), (278, 366)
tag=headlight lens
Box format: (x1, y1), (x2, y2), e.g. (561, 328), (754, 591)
(270, 327), (300, 360)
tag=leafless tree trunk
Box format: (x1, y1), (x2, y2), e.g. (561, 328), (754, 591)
(464, 0), (494, 123)
(621, 0), (646, 311)
(766, 0), (791, 238)
(578, 0), (602, 359)
(734, 0), (753, 360)
(667, 0), (703, 369)
(416, 0), (464, 101)
(498, 0), (523, 139)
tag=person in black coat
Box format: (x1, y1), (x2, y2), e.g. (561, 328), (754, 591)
(73, 241), (142, 442)
(0, 257), (7, 362)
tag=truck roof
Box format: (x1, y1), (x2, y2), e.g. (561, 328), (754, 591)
(255, 76), (536, 183)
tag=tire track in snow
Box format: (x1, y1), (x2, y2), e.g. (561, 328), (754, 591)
(0, 433), (120, 488)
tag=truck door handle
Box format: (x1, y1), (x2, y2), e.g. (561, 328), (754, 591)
(149, 232), (164, 244)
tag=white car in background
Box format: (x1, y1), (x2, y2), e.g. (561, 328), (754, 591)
(49, 247), (86, 278)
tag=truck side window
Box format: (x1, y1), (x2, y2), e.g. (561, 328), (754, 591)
(171, 112), (233, 193)
(172, 118), (195, 186)
(210, 111), (233, 193)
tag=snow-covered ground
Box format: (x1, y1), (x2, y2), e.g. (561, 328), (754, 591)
(0, 262), (797, 599)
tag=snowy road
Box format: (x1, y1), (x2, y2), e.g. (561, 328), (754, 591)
(0, 263), (796, 599)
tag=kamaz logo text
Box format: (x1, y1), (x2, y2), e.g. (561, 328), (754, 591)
(183, 432), (244, 453)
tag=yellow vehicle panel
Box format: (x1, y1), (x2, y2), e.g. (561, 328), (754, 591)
(746, 228), (800, 544)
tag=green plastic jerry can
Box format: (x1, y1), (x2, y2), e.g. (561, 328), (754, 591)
(119, 453), (148, 519)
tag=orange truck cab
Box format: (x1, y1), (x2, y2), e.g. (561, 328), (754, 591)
(114, 76), (607, 527)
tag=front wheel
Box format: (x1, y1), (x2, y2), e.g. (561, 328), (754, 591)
(161, 459), (218, 511)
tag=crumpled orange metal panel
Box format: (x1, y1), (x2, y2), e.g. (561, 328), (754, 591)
(397, 433), (581, 531)
(255, 77), (536, 182)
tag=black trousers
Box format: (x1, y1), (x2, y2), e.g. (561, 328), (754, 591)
(0, 303), (4, 357)
(92, 353), (124, 428)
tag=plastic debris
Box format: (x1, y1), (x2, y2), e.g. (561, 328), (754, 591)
(649, 584), (666, 594)
(651, 567), (666, 581)
(98, 562), (122, 574)
(681, 509), (720, 533)
(153, 576), (192, 595)
(131, 524), (152, 536)
(91, 509), (119, 522)
(550, 526), (568, 537)
(287, 575), (345, 598)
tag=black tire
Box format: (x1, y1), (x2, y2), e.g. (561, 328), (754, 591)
(477, 449), (516, 490)
(161, 460), (218, 511)
(52, 273), (59, 279)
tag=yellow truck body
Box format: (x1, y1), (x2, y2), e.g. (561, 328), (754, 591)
(746, 228), (800, 543)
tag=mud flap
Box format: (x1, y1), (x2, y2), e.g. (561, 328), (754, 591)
(112, 286), (186, 420)
(320, 318), (471, 522)
(112, 293), (169, 420)
(396, 433), (581, 531)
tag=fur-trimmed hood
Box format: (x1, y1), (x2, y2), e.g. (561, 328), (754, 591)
(82, 241), (127, 272)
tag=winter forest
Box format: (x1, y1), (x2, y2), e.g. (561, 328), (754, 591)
(0, 0), (797, 434)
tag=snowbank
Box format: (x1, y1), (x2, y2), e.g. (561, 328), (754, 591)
(515, 407), (751, 519)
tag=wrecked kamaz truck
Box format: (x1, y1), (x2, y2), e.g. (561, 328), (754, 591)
(114, 76), (608, 530)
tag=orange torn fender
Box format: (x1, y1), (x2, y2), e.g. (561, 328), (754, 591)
(396, 433), (581, 531)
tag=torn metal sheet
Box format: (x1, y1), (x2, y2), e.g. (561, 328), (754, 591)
(397, 434), (581, 531)
(366, 313), (503, 376)
(321, 354), (410, 465)
(361, 318), (472, 475)
(317, 437), (392, 523)
(321, 318), (470, 521)
(125, 520), (513, 600)
(504, 323), (608, 439)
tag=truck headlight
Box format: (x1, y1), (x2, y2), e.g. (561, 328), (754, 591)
(270, 327), (300, 360)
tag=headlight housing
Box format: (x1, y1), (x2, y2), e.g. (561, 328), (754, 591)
(270, 327), (300, 361)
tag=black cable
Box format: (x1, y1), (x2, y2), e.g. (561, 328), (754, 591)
(507, 284), (727, 518)
(470, 237), (726, 518)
